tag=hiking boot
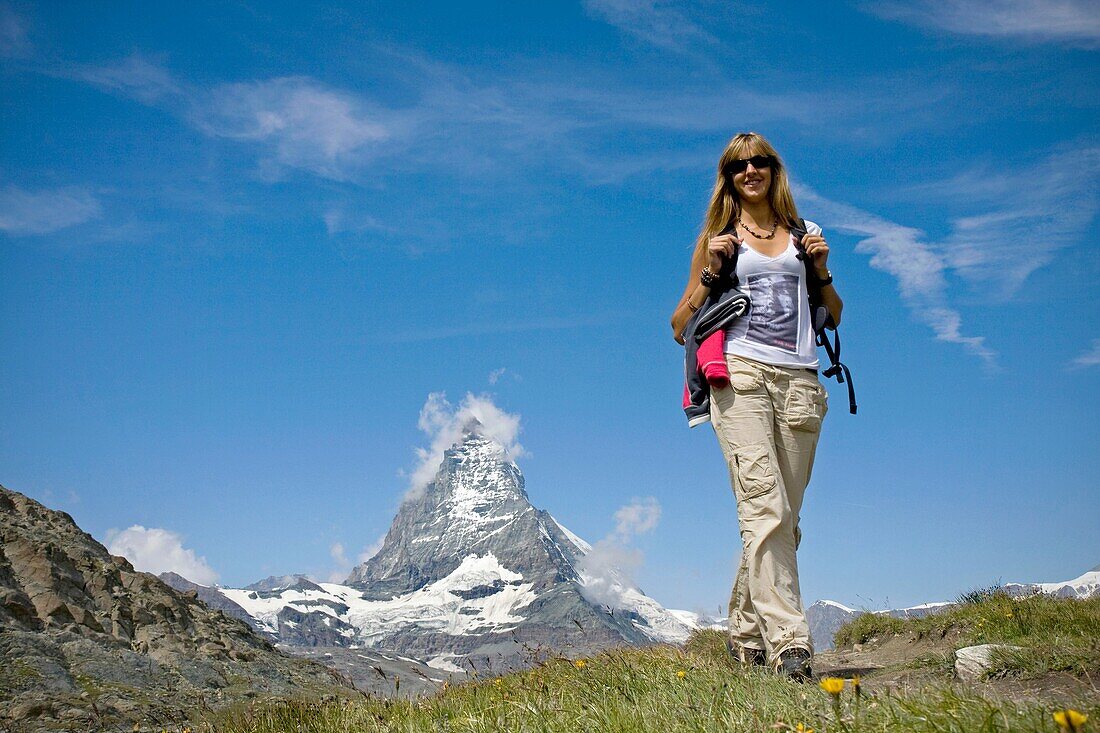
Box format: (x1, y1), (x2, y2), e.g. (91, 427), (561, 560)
(726, 639), (768, 667)
(775, 647), (813, 681)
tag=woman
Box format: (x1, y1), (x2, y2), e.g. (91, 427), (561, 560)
(670, 132), (842, 681)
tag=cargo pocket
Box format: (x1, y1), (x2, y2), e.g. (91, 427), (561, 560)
(785, 380), (827, 432)
(727, 359), (763, 393)
(730, 441), (777, 501)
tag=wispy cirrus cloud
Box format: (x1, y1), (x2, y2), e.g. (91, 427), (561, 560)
(865, 0), (1100, 47)
(0, 3), (30, 58)
(1069, 339), (1100, 369)
(797, 184), (997, 363)
(72, 54), (183, 104)
(0, 185), (102, 235)
(797, 144), (1099, 363)
(582, 0), (714, 50)
(74, 56), (400, 181)
(905, 146), (1100, 296)
(198, 77), (397, 181)
(71, 51), (927, 188)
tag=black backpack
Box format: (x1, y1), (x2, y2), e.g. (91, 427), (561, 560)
(719, 218), (857, 414)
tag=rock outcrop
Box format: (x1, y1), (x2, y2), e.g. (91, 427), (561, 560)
(0, 486), (351, 732)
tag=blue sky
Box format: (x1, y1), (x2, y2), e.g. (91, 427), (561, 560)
(2, 1), (1097, 615)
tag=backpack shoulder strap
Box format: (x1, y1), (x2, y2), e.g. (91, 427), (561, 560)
(717, 220), (741, 288)
(795, 216), (858, 414)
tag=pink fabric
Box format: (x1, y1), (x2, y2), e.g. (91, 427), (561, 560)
(683, 331), (731, 410)
(698, 331), (729, 387)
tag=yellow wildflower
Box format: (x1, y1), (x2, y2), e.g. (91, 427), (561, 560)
(677, 670), (686, 679)
(795, 724), (814, 733)
(819, 677), (845, 696)
(1053, 709), (1088, 731)
(575, 659), (586, 669)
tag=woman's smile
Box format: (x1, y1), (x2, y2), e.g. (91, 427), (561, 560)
(735, 163), (771, 201)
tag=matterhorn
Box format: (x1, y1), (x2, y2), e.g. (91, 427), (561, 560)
(212, 421), (701, 673)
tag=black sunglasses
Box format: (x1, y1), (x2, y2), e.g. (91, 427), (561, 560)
(724, 155), (774, 176)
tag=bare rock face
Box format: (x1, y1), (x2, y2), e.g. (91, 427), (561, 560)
(157, 571), (260, 630)
(0, 486), (351, 732)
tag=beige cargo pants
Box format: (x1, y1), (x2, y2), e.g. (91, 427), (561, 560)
(710, 354), (828, 664)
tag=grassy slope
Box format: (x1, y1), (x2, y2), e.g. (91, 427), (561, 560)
(833, 591), (1100, 678)
(203, 596), (1100, 733)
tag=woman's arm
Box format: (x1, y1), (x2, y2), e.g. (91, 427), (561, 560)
(801, 228), (843, 326)
(670, 248), (711, 344)
(819, 277), (843, 327)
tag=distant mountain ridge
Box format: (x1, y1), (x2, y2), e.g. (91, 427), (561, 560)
(808, 568), (1100, 650)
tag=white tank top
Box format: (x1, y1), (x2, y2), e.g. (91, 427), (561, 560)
(723, 220), (821, 370)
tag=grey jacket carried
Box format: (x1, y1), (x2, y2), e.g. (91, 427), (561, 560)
(682, 269), (750, 428)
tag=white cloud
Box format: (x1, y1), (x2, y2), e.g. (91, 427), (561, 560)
(576, 497), (661, 610)
(1069, 339), (1100, 369)
(105, 525), (219, 586)
(404, 392), (525, 501)
(928, 148), (1100, 294)
(612, 497), (662, 538)
(358, 536), (386, 563)
(322, 207), (397, 236)
(70, 53), (891, 189)
(488, 368), (506, 385)
(0, 4), (30, 58)
(583, 0), (714, 50)
(327, 542), (350, 583)
(73, 54), (183, 104)
(198, 77), (394, 180)
(866, 0), (1100, 46)
(325, 536), (387, 582)
(0, 185), (102, 236)
(796, 184), (996, 363)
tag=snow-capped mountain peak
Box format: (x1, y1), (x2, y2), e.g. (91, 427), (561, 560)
(212, 430), (692, 672)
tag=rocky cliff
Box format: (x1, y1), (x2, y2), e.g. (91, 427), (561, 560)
(0, 485), (351, 732)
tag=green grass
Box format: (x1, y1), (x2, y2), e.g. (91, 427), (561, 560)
(832, 592), (1100, 678)
(201, 632), (1097, 733)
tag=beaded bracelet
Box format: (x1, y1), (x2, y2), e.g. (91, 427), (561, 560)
(700, 266), (719, 287)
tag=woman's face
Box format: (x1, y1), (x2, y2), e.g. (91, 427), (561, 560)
(731, 154), (772, 205)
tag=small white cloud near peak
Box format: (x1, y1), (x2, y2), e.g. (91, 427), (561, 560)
(0, 185), (101, 236)
(613, 497), (661, 540)
(488, 367), (506, 385)
(327, 536), (386, 582)
(404, 392), (525, 501)
(576, 496), (662, 610)
(1069, 339), (1100, 370)
(357, 535), (386, 564)
(105, 525), (219, 586)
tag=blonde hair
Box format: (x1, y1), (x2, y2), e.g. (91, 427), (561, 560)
(691, 132), (800, 261)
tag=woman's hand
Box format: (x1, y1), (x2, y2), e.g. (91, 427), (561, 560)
(707, 234), (739, 273)
(802, 233), (830, 275)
